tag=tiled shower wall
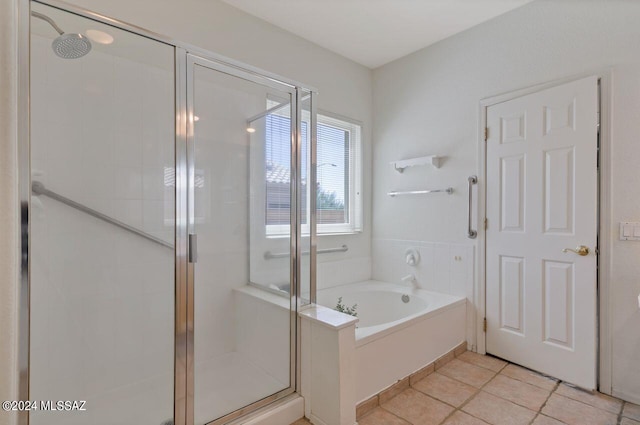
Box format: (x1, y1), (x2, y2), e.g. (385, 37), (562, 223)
(372, 238), (475, 345)
(30, 26), (175, 423)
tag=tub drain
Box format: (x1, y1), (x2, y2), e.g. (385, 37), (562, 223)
(401, 294), (410, 303)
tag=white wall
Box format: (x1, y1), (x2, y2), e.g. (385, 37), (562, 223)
(372, 0), (640, 403)
(0, 0), (19, 424)
(65, 0), (374, 281)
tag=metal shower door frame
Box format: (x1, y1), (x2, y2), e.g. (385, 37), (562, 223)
(183, 52), (306, 425)
(18, 1), (318, 425)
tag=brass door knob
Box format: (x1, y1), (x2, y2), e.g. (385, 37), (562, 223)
(562, 245), (590, 256)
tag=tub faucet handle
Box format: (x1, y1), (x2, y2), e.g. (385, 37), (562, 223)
(405, 248), (420, 266)
(401, 274), (417, 288)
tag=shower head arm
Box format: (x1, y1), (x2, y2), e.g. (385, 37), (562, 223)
(31, 11), (64, 36)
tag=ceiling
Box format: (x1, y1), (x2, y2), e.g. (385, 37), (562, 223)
(221, 0), (534, 69)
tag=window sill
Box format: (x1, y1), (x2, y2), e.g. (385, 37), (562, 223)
(265, 230), (362, 239)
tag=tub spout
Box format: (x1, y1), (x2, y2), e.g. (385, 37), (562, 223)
(401, 274), (417, 288)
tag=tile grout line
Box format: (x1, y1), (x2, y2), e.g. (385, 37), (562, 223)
(432, 360), (509, 425)
(552, 384), (626, 418)
(527, 380), (564, 425)
(617, 401), (626, 425)
(368, 345), (464, 424)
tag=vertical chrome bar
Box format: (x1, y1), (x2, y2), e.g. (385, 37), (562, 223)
(174, 47), (188, 425)
(18, 0), (31, 424)
(290, 89), (301, 391)
(309, 91), (317, 305)
(468, 175), (478, 239)
(185, 55), (196, 425)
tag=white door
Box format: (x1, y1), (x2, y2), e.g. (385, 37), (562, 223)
(485, 76), (598, 389)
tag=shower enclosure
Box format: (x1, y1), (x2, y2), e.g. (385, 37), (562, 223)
(26, 2), (316, 425)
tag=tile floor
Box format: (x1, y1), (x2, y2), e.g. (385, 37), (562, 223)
(290, 352), (640, 425)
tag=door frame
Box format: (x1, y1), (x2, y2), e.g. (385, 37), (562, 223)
(475, 70), (613, 394)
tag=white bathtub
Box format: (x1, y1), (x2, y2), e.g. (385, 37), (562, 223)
(317, 280), (467, 402)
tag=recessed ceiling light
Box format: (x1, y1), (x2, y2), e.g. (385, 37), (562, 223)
(246, 127), (256, 133)
(86, 29), (114, 45)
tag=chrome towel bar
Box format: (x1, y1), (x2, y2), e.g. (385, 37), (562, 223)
(32, 181), (173, 249)
(264, 244), (348, 260)
(387, 188), (453, 197)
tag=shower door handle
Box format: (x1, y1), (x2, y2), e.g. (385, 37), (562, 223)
(188, 233), (198, 263)
(468, 176), (478, 239)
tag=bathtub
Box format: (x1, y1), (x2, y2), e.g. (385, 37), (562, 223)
(317, 280), (466, 402)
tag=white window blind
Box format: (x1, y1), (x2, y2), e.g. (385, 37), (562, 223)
(264, 100), (361, 235)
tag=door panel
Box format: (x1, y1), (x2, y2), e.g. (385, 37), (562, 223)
(500, 155), (525, 232)
(500, 255), (525, 334)
(543, 260), (574, 349)
(544, 147), (575, 234)
(486, 76), (598, 389)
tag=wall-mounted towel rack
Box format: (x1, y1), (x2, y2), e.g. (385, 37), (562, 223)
(32, 181), (173, 249)
(391, 155), (443, 172)
(387, 188), (453, 197)
(264, 244), (348, 260)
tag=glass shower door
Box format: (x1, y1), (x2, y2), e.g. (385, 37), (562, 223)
(187, 55), (301, 425)
(29, 3), (176, 425)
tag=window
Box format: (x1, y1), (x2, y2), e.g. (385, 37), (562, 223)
(264, 100), (362, 235)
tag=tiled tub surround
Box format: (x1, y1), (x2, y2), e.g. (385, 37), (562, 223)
(372, 239), (476, 348)
(317, 281), (466, 403)
(292, 351), (639, 425)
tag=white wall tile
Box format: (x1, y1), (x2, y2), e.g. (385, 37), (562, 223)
(114, 167), (143, 200)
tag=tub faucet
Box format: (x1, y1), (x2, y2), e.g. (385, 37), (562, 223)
(401, 274), (417, 289)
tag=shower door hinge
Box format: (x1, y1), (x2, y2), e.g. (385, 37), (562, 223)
(484, 127), (489, 141)
(188, 233), (198, 263)
(483, 318), (487, 332)
(484, 218), (488, 230)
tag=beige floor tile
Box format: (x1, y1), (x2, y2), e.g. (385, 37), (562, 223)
(289, 418), (311, 425)
(621, 418), (640, 425)
(412, 372), (477, 407)
(462, 391), (536, 425)
(483, 374), (551, 411)
(555, 383), (623, 414)
(359, 407), (411, 425)
(457, 352), (508, 372)
(499, 364), (557, 391)
(442, 411), (489, 425)
(438, 359), (496, 388)
(624, 402), (640, 421)
(382, 388), (454, 425)
(532, 415), (564, 425)
(541, 393), (618, 425)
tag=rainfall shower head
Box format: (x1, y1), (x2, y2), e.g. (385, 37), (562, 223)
(52, 33), (92, 59)
(31, 11), (92, 59)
